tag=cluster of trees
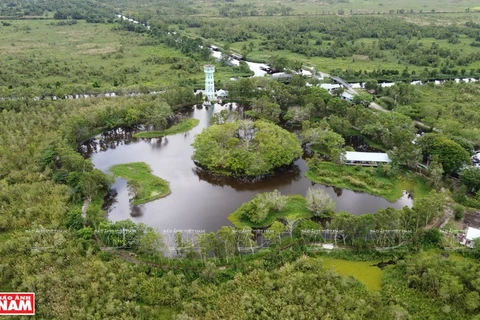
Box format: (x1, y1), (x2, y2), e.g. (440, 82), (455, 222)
(3, 214), (479, 319)
(301, 119), (346, 162)
(417, 133), (471, 174)
(385, 253), (480, 318)
(379, 81), (480, 145)
(225, 77), (475, 178)
(236, 190), (288, 223)
(235, 188), (336, 224)
(334, 65), (480, 82)
(329, 189), (448, 246)
(192, 119), (302, 176)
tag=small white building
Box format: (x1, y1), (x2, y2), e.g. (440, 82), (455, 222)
(319, 83), (341, 93)
(461, 227), (480, 248)
(344, 152), (392, 166)
(341, 92), (354, 102)
(216, 89), (228, 98)
(194, 89), (228, 100)
(271, 72), (292, 79)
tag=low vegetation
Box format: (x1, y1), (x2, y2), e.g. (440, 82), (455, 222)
(306, 158), (430, 202)
(110, 162), (170, 205)
(134, 118), (199, 138)
(228, 193), (312, 228)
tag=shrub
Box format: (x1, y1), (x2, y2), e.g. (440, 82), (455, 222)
(239, 190), (289, 223)
(306, 188), (336, 218)
(453, 205), (465, 220)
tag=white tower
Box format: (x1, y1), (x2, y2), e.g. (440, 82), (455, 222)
(204, 65), (215, 101)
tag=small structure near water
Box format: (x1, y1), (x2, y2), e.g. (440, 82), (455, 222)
(344, 151), (392, 167)
(460, 227), (480, 248)
(341, 92), (354, 102)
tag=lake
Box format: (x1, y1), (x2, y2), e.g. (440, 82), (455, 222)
(80, 104), (412, 233)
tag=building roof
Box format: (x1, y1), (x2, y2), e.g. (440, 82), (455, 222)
(301, 69), (312, 76)
(466, 227), (480, 241)
(271, 72), (292, 78)
(216, 89), (228, 97)
(345, 152), (392, 163)
(342, 92), (354, 100)
(319, 83), (341, 90)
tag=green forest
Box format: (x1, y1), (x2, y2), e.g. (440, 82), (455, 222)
(1, 0), (480, 319)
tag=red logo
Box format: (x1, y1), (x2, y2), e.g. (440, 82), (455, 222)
(0, 293), (35, 315)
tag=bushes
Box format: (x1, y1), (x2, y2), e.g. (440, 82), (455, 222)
(453, 205), (465, 220)
(305, 188), (336, 218)
(306, 159), (399, 200)
(453, 185), (480, 209)
(238, 190), (288, 223)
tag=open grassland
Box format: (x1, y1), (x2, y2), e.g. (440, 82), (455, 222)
(228, 195), (312, 228)
(98, 0), (480, 16)
(0, 20), (246, 96)
(109, 162), (171, 205)
(134, 118), (199, 138)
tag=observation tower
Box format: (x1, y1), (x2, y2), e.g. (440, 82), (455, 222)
(203, 65), (215, 101)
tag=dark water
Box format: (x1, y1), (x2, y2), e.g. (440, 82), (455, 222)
(80, 104), (412, 232)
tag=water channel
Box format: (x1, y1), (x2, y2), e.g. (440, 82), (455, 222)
(80, 104), (413, 233)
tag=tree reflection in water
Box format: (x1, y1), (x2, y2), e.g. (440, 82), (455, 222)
(192, 162), (302, 191)
(130, 205), (144, 218)
(333, 186), (343, 197)
(102, 188), (118, 212)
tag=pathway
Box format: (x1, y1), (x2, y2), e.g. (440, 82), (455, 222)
(330, 75), (433, 130)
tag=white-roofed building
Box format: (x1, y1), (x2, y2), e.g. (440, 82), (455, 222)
(319, 83), (341, 92)
(271, 72), (292, 79)
(341, 92), (354, 102)
(344, 152), (392, 166)
(460, 227), (480, 248)
(216, 89), (228, 98)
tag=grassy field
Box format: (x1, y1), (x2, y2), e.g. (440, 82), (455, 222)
(0, 20), (247, 96)
(320, 257), (384, 291)
(109, 0), (480, 16)
(228, 195), (312, 228)
(306, 161), (431, 202)
(109, 162), (171, 205)
(134, 118), (199, 138)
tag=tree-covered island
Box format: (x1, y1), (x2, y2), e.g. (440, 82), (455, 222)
(192, 119), (302, 176)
